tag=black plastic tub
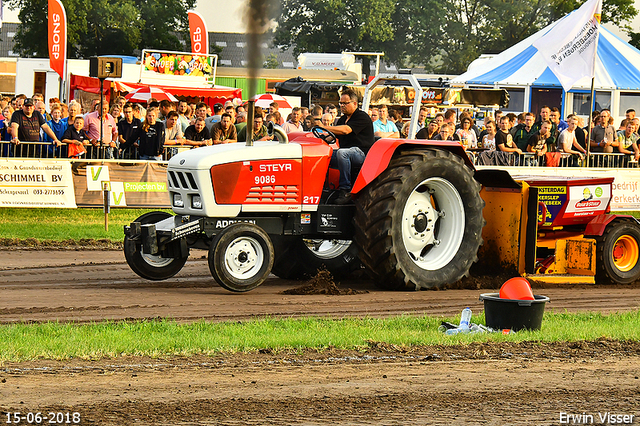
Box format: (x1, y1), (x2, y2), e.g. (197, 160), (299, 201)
(479, 293), (550, 331)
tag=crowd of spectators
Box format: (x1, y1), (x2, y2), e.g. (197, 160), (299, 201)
(364, 104), (639, 166)
(1, 91), (637, 167)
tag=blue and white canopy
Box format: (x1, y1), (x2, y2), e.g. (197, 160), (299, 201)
(452, 24), (640, 91)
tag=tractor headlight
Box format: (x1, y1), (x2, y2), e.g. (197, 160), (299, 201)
(173, 193), (184, 207)
(191, 195), (202, 209)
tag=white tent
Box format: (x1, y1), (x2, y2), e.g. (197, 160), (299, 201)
(451, 18), (640, 120)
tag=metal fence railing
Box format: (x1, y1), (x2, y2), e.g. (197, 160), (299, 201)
(1, 141), (639, 169)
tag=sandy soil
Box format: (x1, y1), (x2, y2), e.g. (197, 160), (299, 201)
(1, 249), (639, 424)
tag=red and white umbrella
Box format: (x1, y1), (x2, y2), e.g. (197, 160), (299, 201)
(125, 86), (179, 103)
(250, 93), (292, 109)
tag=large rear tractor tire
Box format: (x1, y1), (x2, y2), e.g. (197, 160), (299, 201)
(208, 223), (274, 292)
(595, 219), (640, 284)
(124, 211), (189, 280)
(354, 148), (485, 290)
(271, 236), (360, 279)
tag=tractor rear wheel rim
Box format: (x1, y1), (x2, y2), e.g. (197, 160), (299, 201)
(141, 251), (173, 267)
(303, 239), (352, 260)
(401, 177), (465, 271)
(224, 237), (264, 279)
(612, 235), (639, 272)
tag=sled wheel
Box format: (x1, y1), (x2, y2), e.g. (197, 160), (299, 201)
(595, 220), (640, 284)
(208, 223), (274, 292)
(124, 211), (188, 281)
(355, 148), (485, 290)
(271, 236), (360, 279)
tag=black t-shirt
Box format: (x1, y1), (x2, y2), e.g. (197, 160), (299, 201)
(527, 131), (547, 151)
(10, 110), (46, 142)
(185, 125), (211, 142)
(335, 109), (374, 153)
(495, 129), (509, 149)
(122, 122), (166, 157)
(62, 126), (88, 143)
(117, 118), (141, 143)
(415, 127), (438, 140)
(575, 127), (587, 150)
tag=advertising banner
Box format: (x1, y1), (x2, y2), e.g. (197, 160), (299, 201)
(141, 50), (216, 79)
(188, 11), (209, 55)
(0, 160), (76, 208)
(47, 0), (67, 79)
(72, 162), (170, 208)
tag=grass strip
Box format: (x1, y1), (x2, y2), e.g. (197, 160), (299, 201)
(0, 208), (171, 243)
(0, 311), (639, 362)
(0, 208), (638, 244)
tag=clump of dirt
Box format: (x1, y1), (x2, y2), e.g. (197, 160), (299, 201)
(282, 269), (368, 295)
(0, 238), (122, 250)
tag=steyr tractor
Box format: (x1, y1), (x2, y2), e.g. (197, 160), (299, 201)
(123, 76), (640, 291)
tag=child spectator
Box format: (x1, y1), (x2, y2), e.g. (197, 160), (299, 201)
(62, 116), (89, 158)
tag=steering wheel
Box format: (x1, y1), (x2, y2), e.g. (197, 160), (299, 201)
(311, 126), (337, 145)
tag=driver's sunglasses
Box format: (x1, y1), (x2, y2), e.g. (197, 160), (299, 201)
(339, 101), (352, 106)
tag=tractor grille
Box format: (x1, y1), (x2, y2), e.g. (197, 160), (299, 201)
(168, 170), (199, 191)
(246, 185), (299, 203)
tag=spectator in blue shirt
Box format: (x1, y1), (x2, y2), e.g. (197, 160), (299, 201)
(373, 105), (399, 139)
(44, 104), (68, 157)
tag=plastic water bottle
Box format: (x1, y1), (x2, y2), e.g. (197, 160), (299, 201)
(459, 307), (472, 330)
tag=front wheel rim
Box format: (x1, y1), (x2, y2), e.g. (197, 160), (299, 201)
(612, 235), (639, 272)
(401, 177), (465, 271)
(140, 250), (174, 267)
(224, 236), (264, 279)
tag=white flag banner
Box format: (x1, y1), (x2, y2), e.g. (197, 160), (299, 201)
(533, 0), (602, 92)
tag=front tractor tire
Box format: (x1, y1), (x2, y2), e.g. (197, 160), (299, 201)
(124, 211), (189, 280)
(355, 148), (485, 290)
(595, 219), (640, 284)
(208, 223), (275, 292)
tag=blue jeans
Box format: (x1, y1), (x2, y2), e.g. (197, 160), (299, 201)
(330, 147), (365, 190)
(140, 154), (162, 161)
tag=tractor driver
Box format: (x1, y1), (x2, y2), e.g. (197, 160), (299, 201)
(323, 89), (374, 205)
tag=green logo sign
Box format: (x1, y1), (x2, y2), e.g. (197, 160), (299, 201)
(595, 187), (603, 197)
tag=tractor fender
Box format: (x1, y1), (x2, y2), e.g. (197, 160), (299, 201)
(584, 214), (640, 237)
(351, 139), (474, 194)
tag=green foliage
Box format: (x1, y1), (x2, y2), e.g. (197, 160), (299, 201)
(274, 0), (638, 75)
(263, 52), (279, 69)
(1, 312), (639, 361)
(7, 0), (195, 58)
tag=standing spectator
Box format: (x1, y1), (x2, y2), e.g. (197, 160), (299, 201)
(558, 116), (587, 165)
(389, 110), (404, 134)
(300, 107), (309, 121)
(550, 107), (567, 133)
(496, 116), (522, 155)
(163, 110), (185, 157)
(0, 105), (14, 157)
(118, 102), (141, 159)
(527, 119), (551, 160)
(625, 109), (636, 121)
(159, 100), (175, 121)
(325, 104), (339, 124)
(120, 108), (165, 161)
(184, 117), (213, 147)
(373, 105), (399, 138)
(10, 98), (61, 157)
(206, 103), (223, 125)
(444, 109), (457, 127)
(235, 111), (247, 134)
(481, 119), (497, 150)
(84, 101), (118, 159)
(321, 113), (334, 127)
(513, 113), (536, 152)
(44, 104), (68, 158)
(110, 103), (122, 123)
(238, 115), (271, 142)
(61, 116), (89, 158)
(403, 107), (428, 138)
(633, 118), (640, 137)
(268, 102), (285, 125)
(282, 107), (303, 134)
(532, 105), (557, 149)
(224, 105), (236, 124)
(211, 113), (237, 144)
(415, 119), (440, 140)
(456, 116), (478, 149)
(590, 108), (617, 153)
(433, 122), (456, 141)
(617, 120), (639, 163)
(63, 100), (82, 127)
(569, 114), (588, 151)
(177, 100), (190, 133)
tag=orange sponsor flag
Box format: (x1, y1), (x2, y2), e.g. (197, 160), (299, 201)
(188, 11), (209, 55)
(48, 0), (67, 79)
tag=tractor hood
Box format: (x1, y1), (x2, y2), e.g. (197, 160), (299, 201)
(168, 141), (303, 171)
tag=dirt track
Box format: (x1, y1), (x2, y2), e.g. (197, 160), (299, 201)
(1, 249), (639, 424)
